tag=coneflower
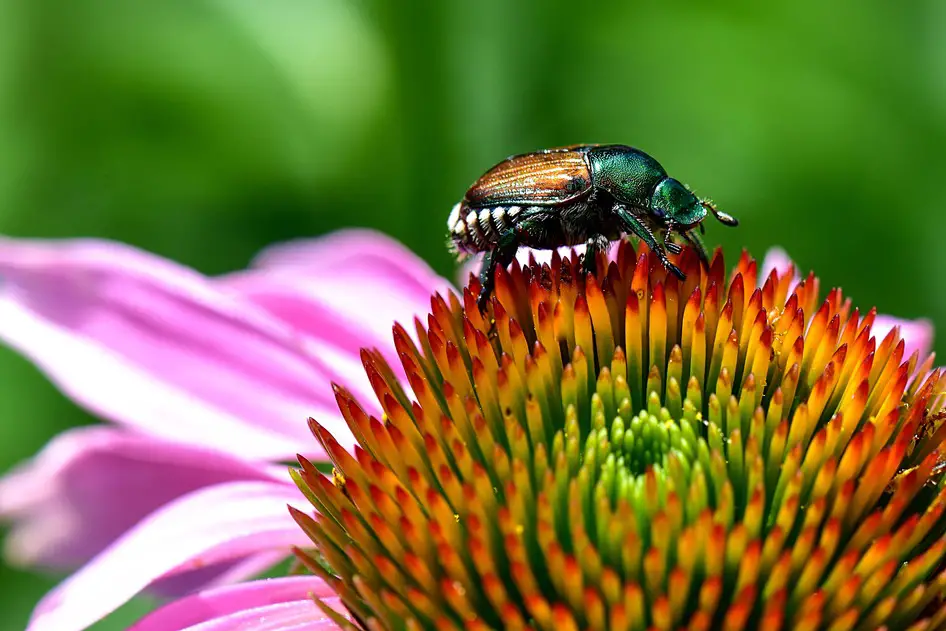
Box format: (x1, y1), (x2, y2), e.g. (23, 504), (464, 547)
(294, 241), (946, 630)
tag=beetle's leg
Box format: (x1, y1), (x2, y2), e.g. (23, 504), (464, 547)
(582, 235), (610, 276)
(477, 227), (520, 311)
(664, 220), (682, 255)
(615, 206), (684, 280)
(682, 229), (710, 269)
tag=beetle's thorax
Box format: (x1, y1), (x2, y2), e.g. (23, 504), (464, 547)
(588, 145), (667, 208)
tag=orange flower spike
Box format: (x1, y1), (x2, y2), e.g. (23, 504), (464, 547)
(581, 587), (606, 631)
(802, 298), (831, 365)
(743, 251), (761, 292)
(799, 271), (822, 316)
(696, 575), (724, 623)
(776, 313), (805, 384)
(809, 313), (842, 389)
(666, 567), (691, 627)
(675, 520), (701, 574)
(603, 260), (626, 321)
(573, 292), (594, 374)
(688, 313), (707, 392)
(705, 248), (726, 297)
(872, 361), (910, 429)
(722, 586), (756, 631)
(624, 291), (644, 406)
(770, 263), (795, 308)
(430, 291), (460, 346)
(869, 327), (903, 391)
(901, 485), (946, 554)
(493, 263), (520, 324)
(642, 545), (667, 605)
(760, 269), (779, 316)
(708, 301), (734, 389)
(739, 288), (764, 354)
(727, 272), (746, 337)
(462, 286), (489, 335)
(702, 281), (721, 355)
(809, 358), (843, 428)
(586, 275), (615, 367)
(629, 248), (650, 314)
(774, 291), (800, 332)
(505, 318), (531, 381)
(552, 299), (575, 360)
(399, 376), (436, 439)
(907, 353), (938, 402)
(649, 282), (668, 386)
(758, 524), (787, 578)
(665, 350), (684, 419)
(742, 308), (768, 382)
(680, 285), (701, 362)
(527, 266), (547, 325)
(734, 539), (762, 595)
(664, 275), (684, 351)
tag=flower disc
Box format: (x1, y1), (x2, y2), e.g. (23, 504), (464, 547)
(292, 243), (946, 631)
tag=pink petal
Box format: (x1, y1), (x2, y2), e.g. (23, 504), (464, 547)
(176, 599), (342, 631)
(180, 599), (344, 631)
(130, 577), (342, 631)
(250, 228), (448, 294)
(234, 229), (454, 346)
(0, 237), (355, 460)
(0, 427), (282, 570)
(219, 274), (401, 390)
(26, 480), (307, 631)
(872, 315), (935, 362)
(149, 551), (292, 600)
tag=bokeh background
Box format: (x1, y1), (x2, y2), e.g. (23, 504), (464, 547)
(1, 0), (944, 628)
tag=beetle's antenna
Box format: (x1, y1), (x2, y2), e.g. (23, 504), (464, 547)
(702, 200), (739, 227)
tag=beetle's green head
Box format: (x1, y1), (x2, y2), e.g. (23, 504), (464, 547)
(650, 178), (740, 230)
(650, 178), (705, 228)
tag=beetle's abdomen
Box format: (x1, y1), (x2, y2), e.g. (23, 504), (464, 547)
(448, 203), (532, 253)
(464, 150), (593, 207)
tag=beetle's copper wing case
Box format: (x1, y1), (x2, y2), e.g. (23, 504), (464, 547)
(463, 146), (597, 209)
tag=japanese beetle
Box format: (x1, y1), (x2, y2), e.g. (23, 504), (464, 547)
(448, 144), (738, 309)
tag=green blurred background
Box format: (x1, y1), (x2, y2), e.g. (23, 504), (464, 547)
(1, 0), (944, 627)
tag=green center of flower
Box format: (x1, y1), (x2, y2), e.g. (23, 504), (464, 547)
(290, 243), (946, 631)
(606, 403), (697, 478)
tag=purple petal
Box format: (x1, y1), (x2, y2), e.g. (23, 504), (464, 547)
(0, 237), (356, 460)
(872, 314), (935, 361)
(0, 427), (281, 570)
(235, 229), (454, 345)
(148, 551), (292, 599)
(162, 599), (342, 631)
(26, 481), (306, 631)
(219, 274), (402, 388)
(250, 228), (449, 293)
(130, 577), (342, 631)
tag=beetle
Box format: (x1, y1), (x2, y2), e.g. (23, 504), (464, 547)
(447, 144), (738, 309)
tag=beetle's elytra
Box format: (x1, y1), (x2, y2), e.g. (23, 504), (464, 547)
(448, 144), (738, 310)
